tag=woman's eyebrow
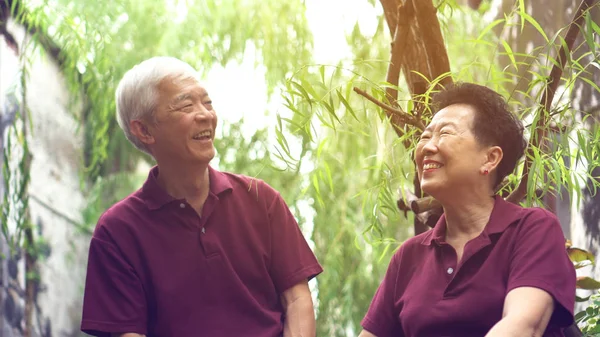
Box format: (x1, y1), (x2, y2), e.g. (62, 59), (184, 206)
(438, 121), (459, 128)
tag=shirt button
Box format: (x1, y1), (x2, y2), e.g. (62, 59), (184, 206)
(179, 203), (185, 208)
(447, 267), (454, 274)
(201, 227), (206, 234)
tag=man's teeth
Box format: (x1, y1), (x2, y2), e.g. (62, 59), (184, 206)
(193, 131), (211, 139)
(424, 163), (442, 170)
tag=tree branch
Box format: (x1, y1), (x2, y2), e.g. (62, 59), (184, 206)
(411, 0), (452, 91)
(385, 2), (411, 109)
(506, 0), (596, 204)
(379, 0), (399, 38)
(353, 87), (426, 131)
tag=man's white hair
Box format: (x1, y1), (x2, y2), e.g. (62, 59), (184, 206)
(115, 56), (200, 154)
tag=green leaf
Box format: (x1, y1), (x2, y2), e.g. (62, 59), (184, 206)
(584, 12), (597, 54)
(577, 276), (600, 290)
(500, 40), (517, 70)
(569, 247), (596, 264)
(577, 295), (592, 303)
(517, 0), (526, 31)
(522, 11), (548, 42)
(477, 18), (506, 40)
(337, 89), (359, 122)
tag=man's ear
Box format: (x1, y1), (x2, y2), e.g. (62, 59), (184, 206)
(485, 146), (503, 172)
(130, 120), (155, 146)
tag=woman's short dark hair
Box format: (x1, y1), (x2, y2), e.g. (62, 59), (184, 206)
(431, 82), (527, 187)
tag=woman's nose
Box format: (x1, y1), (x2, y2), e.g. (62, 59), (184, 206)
(421, 138), (438, 155)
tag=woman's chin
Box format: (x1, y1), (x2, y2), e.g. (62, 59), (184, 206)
(420, 181), (443, 198)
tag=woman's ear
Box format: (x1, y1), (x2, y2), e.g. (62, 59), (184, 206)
(130, 120), (155, 145)
(484, 146), (503, 173)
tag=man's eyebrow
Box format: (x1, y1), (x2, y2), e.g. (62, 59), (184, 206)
(170, 93), (192, 105)
(169, 90), (210, 107)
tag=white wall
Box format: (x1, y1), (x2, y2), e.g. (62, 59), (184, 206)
(1, 19), (87, 336)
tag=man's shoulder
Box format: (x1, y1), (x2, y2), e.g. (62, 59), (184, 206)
(95, 188), (146, 232)
(215, 169), (280, 198)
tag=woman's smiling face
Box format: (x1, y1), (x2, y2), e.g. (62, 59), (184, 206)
(415, 103), (494, 198)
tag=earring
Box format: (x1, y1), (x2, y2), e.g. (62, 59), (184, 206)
(483, 169), (489, 175)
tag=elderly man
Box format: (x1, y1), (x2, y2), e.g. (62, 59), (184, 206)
(80, 56), (323, 337)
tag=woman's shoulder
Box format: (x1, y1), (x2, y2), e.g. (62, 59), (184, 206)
(508, 205), (565, 244)
(389, 231), (435, 263)
(518, 205), (561, 227)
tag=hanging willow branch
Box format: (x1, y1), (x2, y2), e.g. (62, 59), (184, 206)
(354, 0), (453, 234)
(388, 0), (598, 215)
(353, 87), (426, 131)
(506, 0), (596, 203)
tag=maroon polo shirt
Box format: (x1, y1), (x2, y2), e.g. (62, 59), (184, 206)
(81, 166), (323, 337)
(362, 196), (576, 337)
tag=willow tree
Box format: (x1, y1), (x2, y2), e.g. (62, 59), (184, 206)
(277, 0), (600, 335)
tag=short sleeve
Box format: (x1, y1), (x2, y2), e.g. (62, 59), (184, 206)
(361, 248), (404, 337)
(507, 209), (576, 327)
(266, 188), (323, 294)
(81, 227), (148, 336)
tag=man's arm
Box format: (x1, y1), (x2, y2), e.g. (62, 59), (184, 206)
(280, 279), (316, 337)
(485, 287), (554, 337)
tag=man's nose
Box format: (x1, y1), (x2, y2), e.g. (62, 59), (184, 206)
(194, 106), (211, 119)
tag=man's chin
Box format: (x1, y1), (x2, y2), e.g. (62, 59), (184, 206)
(194, 149), (216, 164)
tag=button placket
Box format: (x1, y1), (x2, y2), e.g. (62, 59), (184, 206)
(439, 244), (457, 288)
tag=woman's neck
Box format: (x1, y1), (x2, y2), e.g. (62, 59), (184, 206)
(442, 195), (496, 240)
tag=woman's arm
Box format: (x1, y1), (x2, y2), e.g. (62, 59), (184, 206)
(358, 329), (378, 337)
(485, 287), (554, 337)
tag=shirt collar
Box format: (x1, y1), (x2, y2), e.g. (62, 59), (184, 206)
(421, 195), (525, 246)
(141, 165), (233, 210)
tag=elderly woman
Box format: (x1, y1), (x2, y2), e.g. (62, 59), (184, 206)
(359, 83), (576, 337)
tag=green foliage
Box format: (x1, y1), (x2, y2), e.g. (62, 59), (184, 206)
(1, 28), (36, 252)
(275, 5), (416, 332)
(15, 0), (314, 180)
(577, 293), (600, 335)
(276, 0), (600, 334)
(8, 0), (600, 335)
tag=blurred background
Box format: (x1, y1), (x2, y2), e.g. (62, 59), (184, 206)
(1, 0), (600, 336)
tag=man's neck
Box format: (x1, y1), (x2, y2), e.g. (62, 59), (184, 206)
(155, 160), (210, 202)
